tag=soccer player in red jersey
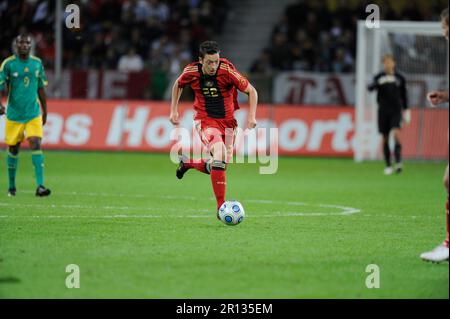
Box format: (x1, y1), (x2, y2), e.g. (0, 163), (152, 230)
(169, 41), (258, 216)
(420, 8), (449, 263)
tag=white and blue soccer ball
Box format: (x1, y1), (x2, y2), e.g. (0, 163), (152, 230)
(218, 200), (245, 226)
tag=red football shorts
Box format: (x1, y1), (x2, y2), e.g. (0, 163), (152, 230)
(194, 118), (237, 161)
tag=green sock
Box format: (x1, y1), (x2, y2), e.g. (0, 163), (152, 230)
(7, 152), (18, 190)
(31, 151), (45, 187)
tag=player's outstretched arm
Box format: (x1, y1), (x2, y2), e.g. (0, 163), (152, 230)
(38, 88), (48, 125)
(427, 90), (449, 106)
(244, 83), (258, 129)
(170, 78), (183, 126)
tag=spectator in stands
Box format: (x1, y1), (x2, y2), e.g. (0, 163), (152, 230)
(269, 32), (292, 70)
(144, 46), (170, 100)
(293, 29), (315, 71)
(189, 8), (209, 47)
(249, 49), (273, 75)
(76, 44), (92, 69)
(168, 44), (192, 76)
(130, 28), (149, 58)
(0, 0), (229, 72)
(118, 47), (144, 72)
(91, 32), (108, 66)
(122, 0), (155, 23)
(304, 11), (320, 40)
(152, 35), (176, 58)
(106, 26), (129, 60)
(252, 0), (446, 74)
(147, 0), (170, 23)
(121, 0), (139, 23)
(144, 16), (164, 44)
(330, 19), (344, 39)
(290, 44), (310, 71)
(0, 0), (443, 80)
(271, 14), (290, 40)
(315, 31), (333, 71)
(103, 48), (119, 70)
(331, 48), (354, 73)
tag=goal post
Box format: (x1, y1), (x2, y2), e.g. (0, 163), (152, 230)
(355, 20), (448, 162)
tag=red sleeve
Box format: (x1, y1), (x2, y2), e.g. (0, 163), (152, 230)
(222, 61), (249, 92)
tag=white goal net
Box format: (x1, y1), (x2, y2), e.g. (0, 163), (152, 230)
(355, 20), (449, 162)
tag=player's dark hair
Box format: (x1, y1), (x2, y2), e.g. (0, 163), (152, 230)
(199, 41), (220, 58)
(441, 7), (449, 25)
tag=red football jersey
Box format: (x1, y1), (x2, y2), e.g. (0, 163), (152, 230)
(177, 58), (249, 120)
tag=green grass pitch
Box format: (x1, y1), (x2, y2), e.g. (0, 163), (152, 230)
(0, 151), (448, 298)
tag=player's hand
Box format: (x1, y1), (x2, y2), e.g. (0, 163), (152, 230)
(427, 91), (449, 106)
(42, 112), (47, 125)
(170, 111), (179, 126)
(402, 109), (411, 126)
(0, 104), (5, 116)
(247, 117), (257, 130)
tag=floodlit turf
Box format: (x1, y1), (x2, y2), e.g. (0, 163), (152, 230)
(0, 151), (448, 298)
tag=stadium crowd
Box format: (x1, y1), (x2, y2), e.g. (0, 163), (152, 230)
(0, 0), (229, 72)
(251, 0), (447, 74)
(1, 0), (446, 77)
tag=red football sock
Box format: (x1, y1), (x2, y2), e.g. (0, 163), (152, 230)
(211, 167), (226, 210)
(184, 159), (210, 174)
(445, 200), (449, 247)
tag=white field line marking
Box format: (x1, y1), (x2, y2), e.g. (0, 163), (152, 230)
(2, 191), (364, 218)
(0, 203), (360, 219)
(0, 214), (435, 219)
(17, 190), (361, 215)
(2, 192), (434, 219)
(0, 213), (435, 219)
(21, 190), (198, 200)
(0, 202), (210, 213)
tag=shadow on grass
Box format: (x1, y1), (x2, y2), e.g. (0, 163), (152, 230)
(0, 277), (21, 284)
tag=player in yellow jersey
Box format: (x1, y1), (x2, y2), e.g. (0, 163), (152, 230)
(0, 34), (51, 197)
